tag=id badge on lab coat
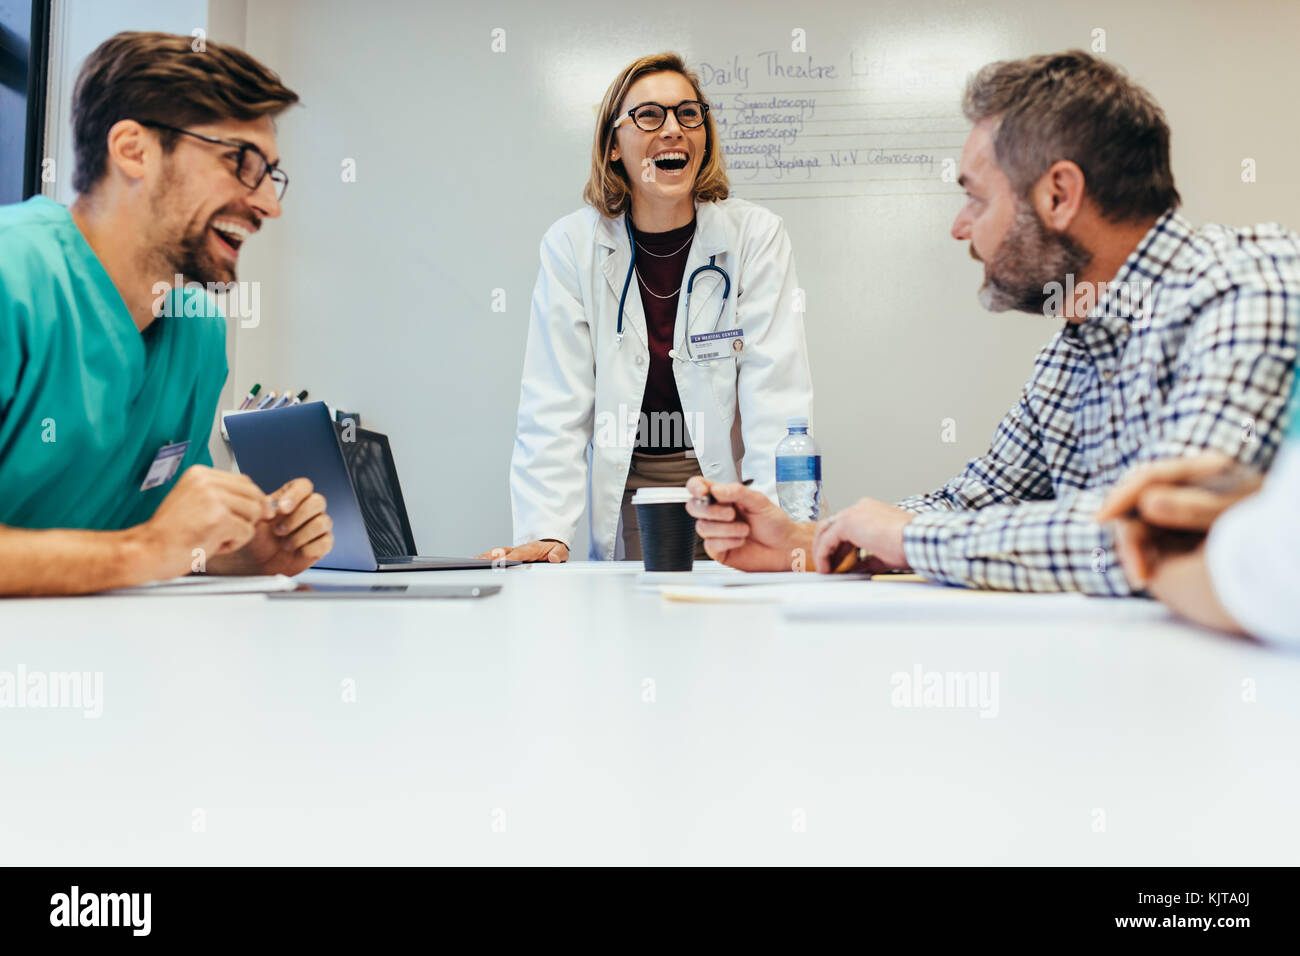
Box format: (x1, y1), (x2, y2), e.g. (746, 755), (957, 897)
(139, 440), (190, 491)
(689, 327), (745, 361)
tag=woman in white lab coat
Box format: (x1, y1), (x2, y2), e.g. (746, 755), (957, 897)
(481, 52), (815, 562)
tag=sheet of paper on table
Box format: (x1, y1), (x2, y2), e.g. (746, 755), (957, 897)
(780, 589), (1171, 622)
(659, 584), (872, 604)
(638, 570), (874, 588)
(105, 574), (298, 596)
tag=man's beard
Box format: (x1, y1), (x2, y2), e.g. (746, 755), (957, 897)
(172, 219), (235, 287)
(977, 200), (1092, 315)
(149, 172), (238, 288)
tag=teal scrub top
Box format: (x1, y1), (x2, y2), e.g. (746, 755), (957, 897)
(0, 196), (228, 531)
(1288, 369), (1300, 441)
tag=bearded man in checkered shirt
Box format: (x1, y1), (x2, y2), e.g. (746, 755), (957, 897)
(686, 50), (1299, 595)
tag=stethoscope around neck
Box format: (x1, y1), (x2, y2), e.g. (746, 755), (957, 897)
(616, 214), (731, 364)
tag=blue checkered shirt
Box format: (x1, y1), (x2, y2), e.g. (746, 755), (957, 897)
(898, 210), (1300, 594)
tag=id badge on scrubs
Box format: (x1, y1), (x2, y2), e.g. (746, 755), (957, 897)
(139, 440), (190, 491)
(689, 327), (745, 361)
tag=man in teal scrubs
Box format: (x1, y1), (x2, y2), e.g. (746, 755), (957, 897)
(0, 31), (333, 594)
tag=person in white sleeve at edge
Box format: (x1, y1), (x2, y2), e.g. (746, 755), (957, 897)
(478, 53), (814, 563)
(1097, 372), (1300, 648)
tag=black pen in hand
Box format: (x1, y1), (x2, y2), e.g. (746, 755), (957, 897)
(692, 477), (754, 507)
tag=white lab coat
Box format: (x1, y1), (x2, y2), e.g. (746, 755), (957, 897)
(510, 197), (815, 560)
(1206, 442), (1300, 647)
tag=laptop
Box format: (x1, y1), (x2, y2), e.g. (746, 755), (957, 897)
(226, 402), (515, 571)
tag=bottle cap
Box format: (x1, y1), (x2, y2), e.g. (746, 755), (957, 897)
(786, 416), (809, 430)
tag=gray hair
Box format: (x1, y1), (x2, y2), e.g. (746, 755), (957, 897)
(963, 50), (1180, 222)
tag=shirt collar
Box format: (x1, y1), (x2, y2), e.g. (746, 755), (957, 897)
(1064, 207), (1191, 352)
(596, 199), (728, 258)
(1105, 207), (1194, 297)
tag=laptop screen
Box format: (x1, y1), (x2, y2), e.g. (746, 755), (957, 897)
(335, 425), (416, 559)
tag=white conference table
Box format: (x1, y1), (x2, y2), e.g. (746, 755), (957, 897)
(2, 561), (1298, 866)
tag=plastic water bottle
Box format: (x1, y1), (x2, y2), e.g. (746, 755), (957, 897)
(775, 417), (821, 521)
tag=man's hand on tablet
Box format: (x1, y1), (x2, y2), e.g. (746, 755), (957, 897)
(133, 465), (273, 579)
(203, 476), (334, 577)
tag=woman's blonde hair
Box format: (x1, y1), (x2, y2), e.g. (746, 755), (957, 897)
(583, 52), (729, 217)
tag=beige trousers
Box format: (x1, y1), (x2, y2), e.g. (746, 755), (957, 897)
(620, 450), (709, 561)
